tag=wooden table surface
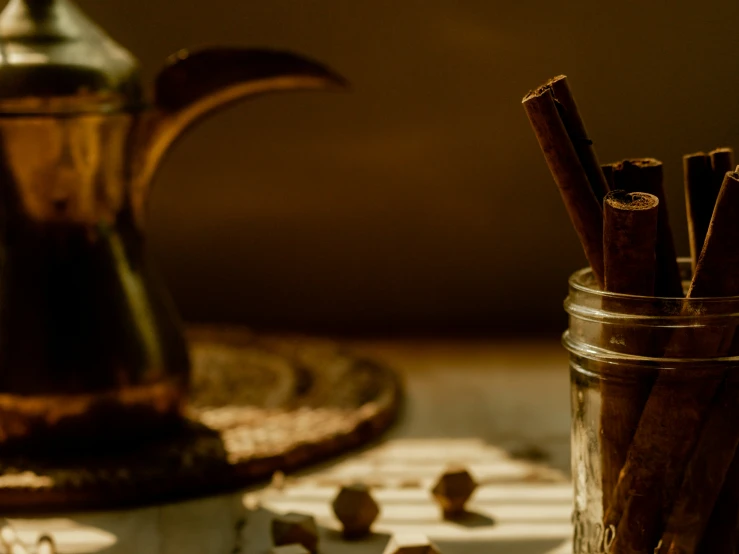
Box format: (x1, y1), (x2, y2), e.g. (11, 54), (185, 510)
(2, 338), (574, 554)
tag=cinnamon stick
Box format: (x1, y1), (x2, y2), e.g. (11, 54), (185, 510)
(607, 337), (723, 553)
(660, 379), (739, 554)
(657, 169), (739, 553)
(522, 77), (606, 285)
(548, 76), (611, 207)
(603, 191), (659, 295)
(684, 148), (734, 274)
(611, 159), (683, 297)
(711, 148), (735, 189)
(602, 163), (616, 191)
(608, 170), (739, 554)
(697, 450), (739, 553)
(684, 152), (712, 272)
(600, 190), (659, 514)
(690, 169), (739, 298)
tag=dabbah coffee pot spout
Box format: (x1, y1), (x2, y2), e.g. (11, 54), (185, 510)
(0, 0), (346, 450)
(130, 48), (346, 226)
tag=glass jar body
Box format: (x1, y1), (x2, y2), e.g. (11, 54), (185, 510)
(565, 261), (739, 554)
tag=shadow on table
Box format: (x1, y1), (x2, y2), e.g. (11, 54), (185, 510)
(247, 506), (568, 554)
(444, 509), (495, 528)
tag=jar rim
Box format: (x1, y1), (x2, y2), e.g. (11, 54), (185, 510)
(566, 258), (739, 362)
(569, 258), (739, 303)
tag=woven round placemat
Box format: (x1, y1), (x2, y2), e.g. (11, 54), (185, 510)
(0, 326), (403, 513)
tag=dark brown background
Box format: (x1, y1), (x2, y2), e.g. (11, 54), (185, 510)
(76, 0), (739, 336)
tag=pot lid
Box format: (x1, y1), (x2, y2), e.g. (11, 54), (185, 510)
(0, 0), (142, 114)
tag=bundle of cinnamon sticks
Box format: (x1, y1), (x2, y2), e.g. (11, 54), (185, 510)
(523, 76), (739, 553)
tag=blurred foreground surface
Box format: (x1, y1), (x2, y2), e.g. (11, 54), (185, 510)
(3, 338), (571, 554)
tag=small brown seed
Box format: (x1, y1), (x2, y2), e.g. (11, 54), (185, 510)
(332, 483), (380, 539)
(431, 466), (478, 518)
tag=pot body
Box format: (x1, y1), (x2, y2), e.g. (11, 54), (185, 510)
(0, 112), (190, 451)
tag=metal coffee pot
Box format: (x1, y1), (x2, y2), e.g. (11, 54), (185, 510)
(0, 0), (345, 450)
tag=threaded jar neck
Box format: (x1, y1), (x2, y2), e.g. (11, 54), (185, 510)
(564, 259), (739, 364)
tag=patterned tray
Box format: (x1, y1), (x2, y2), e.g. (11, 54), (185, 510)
(0, 326), (403, 513)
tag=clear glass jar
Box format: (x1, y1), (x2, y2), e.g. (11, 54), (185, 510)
(564, 260), (739, 554)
